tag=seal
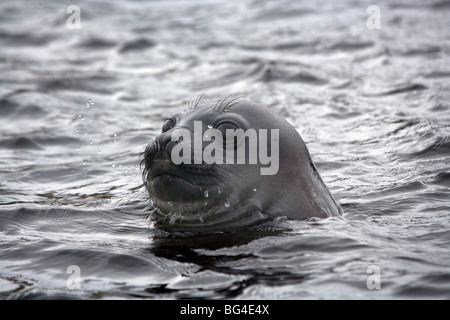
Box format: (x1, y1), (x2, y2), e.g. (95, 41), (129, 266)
(141, 98), (341, 231)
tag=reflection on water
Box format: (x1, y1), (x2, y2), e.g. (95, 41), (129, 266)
(0, 0), (449, 299)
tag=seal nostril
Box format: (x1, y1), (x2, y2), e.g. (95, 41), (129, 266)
(162, 118), (175, 133)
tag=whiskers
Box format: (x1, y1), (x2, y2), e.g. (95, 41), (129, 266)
(185, 94), (244, 113)
(187, 92), (208, 110)
(213, 163), (247, 192)
(139, 137), (159, 187)
(214, 95), (243, 113)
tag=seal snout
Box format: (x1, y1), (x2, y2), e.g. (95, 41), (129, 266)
(142, 128), (218, 208)
(142, 131), (186, 179)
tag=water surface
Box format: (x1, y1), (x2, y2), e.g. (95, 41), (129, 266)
(0, 0), (449, 299)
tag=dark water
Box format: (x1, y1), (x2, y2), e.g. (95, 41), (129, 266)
(1, 0), (449, 299)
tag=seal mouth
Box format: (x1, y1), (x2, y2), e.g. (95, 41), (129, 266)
(149, 160), (217, 201)
(143, 160), (269, 232)
(150, 159), (216, 187)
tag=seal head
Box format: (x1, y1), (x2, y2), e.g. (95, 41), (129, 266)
(141, 100), (341, 231)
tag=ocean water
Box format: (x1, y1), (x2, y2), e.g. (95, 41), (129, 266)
(0, 0), (449, 299)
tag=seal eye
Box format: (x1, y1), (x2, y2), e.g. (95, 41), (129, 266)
(216, 122), (238, 136)
(216, 122), (239, 148)
(162, 118), (175, 133)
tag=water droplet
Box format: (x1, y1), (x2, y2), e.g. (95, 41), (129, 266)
(207, 124), (213, 129)
(224, 201), (230, 208)
(85, 103), (90, 109)
(76, 129), (79, 133)
(204, 190), (209, 198)
(89, 140), (93, 144)
(98, 149), (101, 153)
(112, 164), (116, 167)
(217, 187), (221, 194)
(253, 188), (257, 192)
